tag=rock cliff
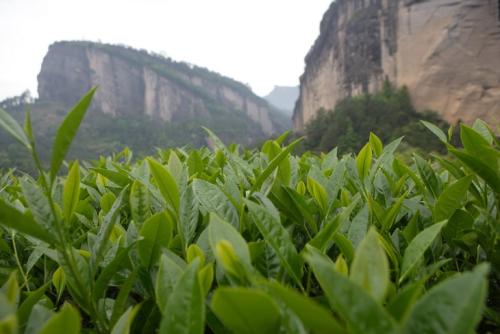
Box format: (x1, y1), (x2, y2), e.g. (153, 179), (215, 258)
(294, 0), (500, 130)
(38, 41), (287, 137)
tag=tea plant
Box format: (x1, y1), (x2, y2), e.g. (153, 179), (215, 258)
(0, 88), (498, 333)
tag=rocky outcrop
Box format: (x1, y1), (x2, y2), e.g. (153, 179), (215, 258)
(38, 41), (286, 136)
(294, 0), (500, 130)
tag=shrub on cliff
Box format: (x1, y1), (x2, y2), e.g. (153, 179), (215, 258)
(304, 82), (449, 154)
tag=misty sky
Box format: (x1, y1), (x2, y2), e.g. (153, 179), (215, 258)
(0, 0), (332, 100)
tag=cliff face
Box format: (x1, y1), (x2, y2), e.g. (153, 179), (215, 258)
(294, 0), (500, 130)
(38, 41), (285, 136)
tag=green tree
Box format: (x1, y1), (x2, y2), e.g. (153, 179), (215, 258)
(304, 84), (449, 154)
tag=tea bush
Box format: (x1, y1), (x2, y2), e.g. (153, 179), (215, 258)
(0, 88), (499, 333)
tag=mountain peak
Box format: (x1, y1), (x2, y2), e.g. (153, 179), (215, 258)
(264, 85), (299, 114)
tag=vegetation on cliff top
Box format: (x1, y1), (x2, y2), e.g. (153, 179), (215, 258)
(55, 41), (270, 109)
(0, 88), (499, 332)
(303, 82), (450, 154)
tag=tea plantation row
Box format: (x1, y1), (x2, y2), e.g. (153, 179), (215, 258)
(0, 88), (499, 333)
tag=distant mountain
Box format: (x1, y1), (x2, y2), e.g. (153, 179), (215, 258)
(264, 86), (299, 114)
(1, 41), (292, 171)
(38, 41), (290, 141)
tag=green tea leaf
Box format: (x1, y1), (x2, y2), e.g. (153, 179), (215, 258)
(432, 155), (465, 180)
(449, 148), (500, 194)
(356, 143), (372, 181)
(20, 178), (57, 237)
(211, 287), (281, 334)
(138, 212), (174, 268)
(265, 281), (344, 334)
(303, 245), (396, 334)
(2, 271), (19, 306)
(369, 132), (383, 157)
(248, 241), (280, 279)
(264, 140), (292, 186)
(472, 119), (494, 144)
(400, 221), (446, 283)
(39, 303), (81, 334)
(208, 213), (251, 272)
(92, 168), (131, 187)
(202, 126), (226, 150)
(370, 137), (403, 179)
(16, 282), (51, 329)
(403, 264), (489, 334)
(110, 270), (138, 326)
(129, 180), (150, 227)
(168, 151), (183, 183)
(50, 87), (96, 181)
(414, 154), (440, 199)
(393, 158), (425, 193)
(0, 198), (54, 244)
(91, 189), (126, 270)
(186, 244), (205, 265)
(420, 120), (447, 143)
(51, 267), (65, 301)
(281, 186), (317, 233)
(187, 150), (204, 176)
(333, 233), (355, 263)
(24, 110), (34, 143)
(148, 158), (180, 213)
(160, 259), (204, 334)
(335, 255), (349, 276)
(111, 304), (141, 334)
(156, 252), (185, 313)
(381, 192), (407, 232)
(58, 248), (91, 306)
(387, 282), (423, 322)
(307, 176), (328, 213)
(0, 314), (17, 334)
(179, 182), (199, 248)
(253, 137), (303, 191)
(460, 124), (498, 168)
(198, 263), (214, 296)
(93, 245), (135, 300)
(24, 304), (53, 334)
(100, 192), (116, 215)
(460, 123), (490, 148)
(347, 205), (369, 249)
(433, 175), (472, 222)
(442, 209), (474, 244)
(0, 107), (31, 149)
(275, 130), (291, 145)
(193, 179), (238, 228)
(63, 161), (80, 223)
(309, 198), (359, 253)
(350, 228), (389, 303)
(215, 240), (248, 278)
(245, 199), (303, 287)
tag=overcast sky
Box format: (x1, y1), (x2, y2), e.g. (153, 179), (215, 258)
(0, 0), (332, 100)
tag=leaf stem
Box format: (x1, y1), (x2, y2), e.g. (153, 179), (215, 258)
(12, 232), (30, 291)
(28, 138), (104, 329)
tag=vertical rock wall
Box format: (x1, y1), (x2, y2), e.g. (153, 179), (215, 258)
(294, 0), (500, 130)
(37, 42), (283, 135)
